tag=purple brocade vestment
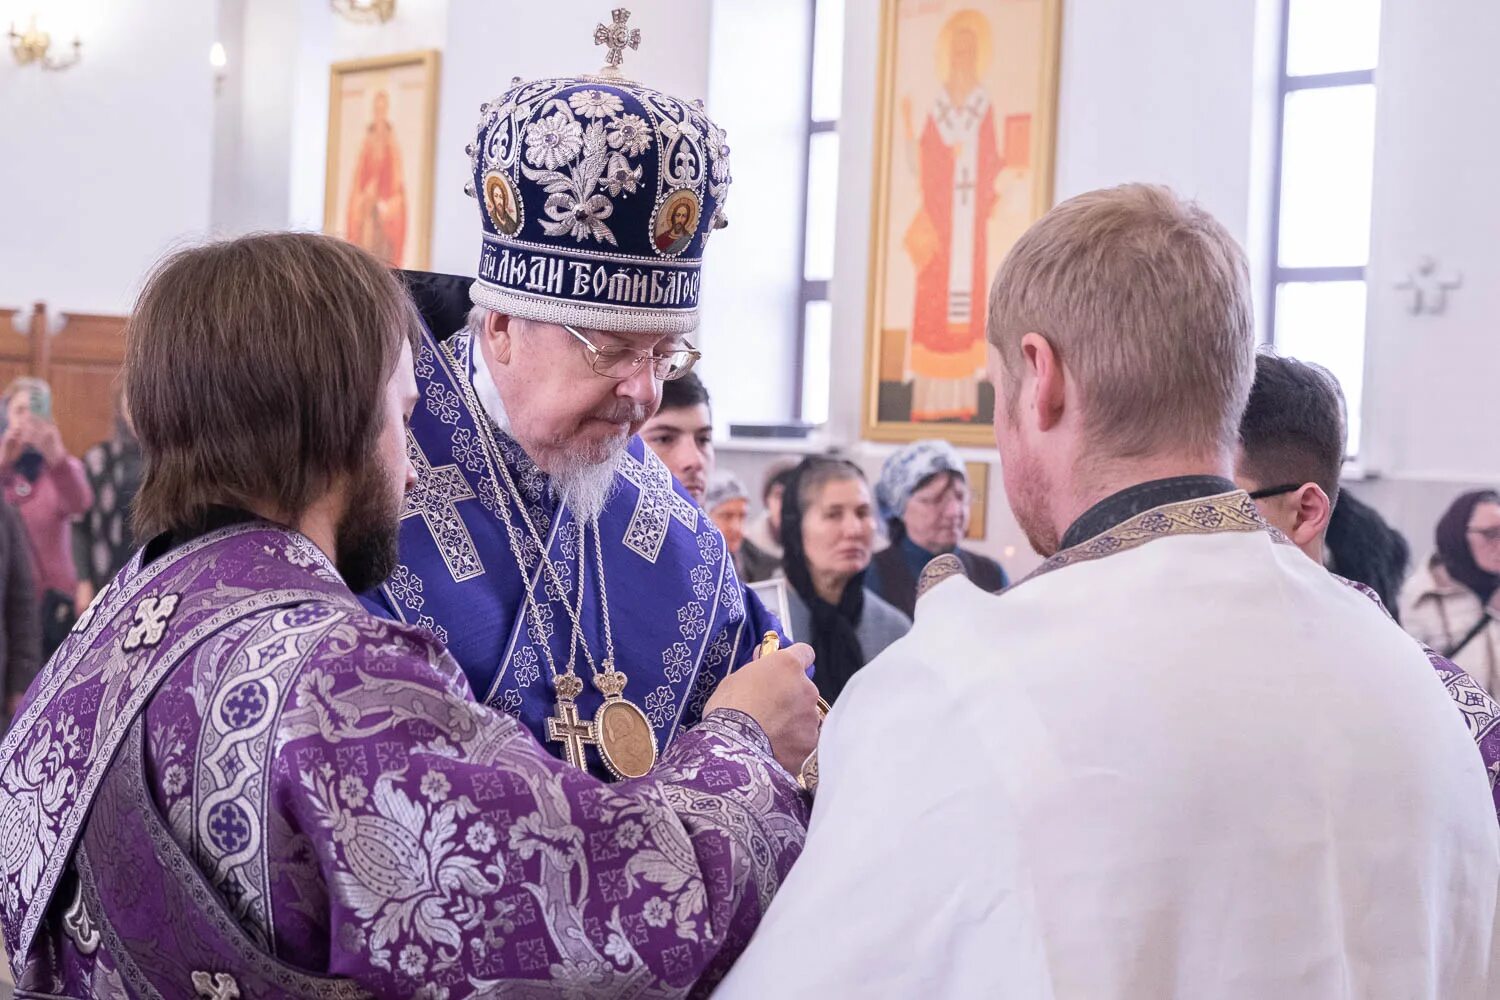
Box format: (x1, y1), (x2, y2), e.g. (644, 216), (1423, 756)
(0, 523), (808, 998)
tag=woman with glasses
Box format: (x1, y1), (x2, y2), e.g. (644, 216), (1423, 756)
(1401, 489), (1500, 697)
(868, 440), (1008, 618)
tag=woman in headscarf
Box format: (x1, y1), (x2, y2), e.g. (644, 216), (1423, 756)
(779, 456), (910, 704)
(1401, 489), (1500, 696)
(704, 472), (750, 577)
(867, 440), (1007, 619)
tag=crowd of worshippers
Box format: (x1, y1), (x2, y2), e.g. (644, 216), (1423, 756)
(4, 40), (1500, 1000)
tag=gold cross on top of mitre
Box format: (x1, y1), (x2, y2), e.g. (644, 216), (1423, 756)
(594, 7), (641, 78)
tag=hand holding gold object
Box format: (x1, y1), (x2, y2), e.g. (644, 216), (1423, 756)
(756, 631), (825, 792)
(759, 631), (830, 718)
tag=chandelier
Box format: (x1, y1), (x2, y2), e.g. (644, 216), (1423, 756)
(8, 15), (81, 70)
(331, 0), (396, 24)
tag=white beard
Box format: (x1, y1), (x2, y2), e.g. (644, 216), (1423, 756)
(553, 450), (622, 525)
(467, 323), (624, 525)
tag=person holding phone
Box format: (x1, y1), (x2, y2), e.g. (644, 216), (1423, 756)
(1, 377), (92, 657)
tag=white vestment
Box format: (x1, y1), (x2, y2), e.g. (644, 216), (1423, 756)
(719, 493), (1500, 999)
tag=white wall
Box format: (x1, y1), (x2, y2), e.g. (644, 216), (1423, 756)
(1355, 0), (1500, 566)
(0, 0), (217, 313)
(1362, 0), (1500, 483)
(1053, 0), (1261, 244)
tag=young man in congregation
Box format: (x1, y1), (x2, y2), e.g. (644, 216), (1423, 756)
(639, 372), (714, 507)
(362, 33), (794, 785)
(720, 184), (1500, 997)
(1235, 350), (1500, 817)
(0, 231), (819, 995)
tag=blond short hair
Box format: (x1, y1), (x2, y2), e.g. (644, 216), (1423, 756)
(985, 183), (1254, 458)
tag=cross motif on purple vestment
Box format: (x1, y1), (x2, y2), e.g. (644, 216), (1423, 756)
(402, 432), (482, 583)
(616, 450), (699, 564)
(122, 594), (180, 652)
(191, 971), (241, 1000)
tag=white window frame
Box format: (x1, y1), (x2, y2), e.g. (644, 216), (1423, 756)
(793, 0), (840, 424)
(1266, 7), (1375, 335)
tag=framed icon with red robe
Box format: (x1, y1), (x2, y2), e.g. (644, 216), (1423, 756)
(863, 0), (1060, 445)
(324, 50), (441, 271)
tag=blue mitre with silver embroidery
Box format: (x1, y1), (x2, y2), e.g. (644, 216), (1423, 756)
(466, 8), (731, 335)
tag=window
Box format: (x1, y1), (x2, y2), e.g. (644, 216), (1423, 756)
(796, 0), (845, 426)
(1267, 0), (1382, 456)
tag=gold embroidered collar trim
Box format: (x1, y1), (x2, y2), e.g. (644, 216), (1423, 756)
(1016, 490), (1281, 590)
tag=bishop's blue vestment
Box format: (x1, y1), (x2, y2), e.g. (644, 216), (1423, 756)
(364, 325), (782, 780)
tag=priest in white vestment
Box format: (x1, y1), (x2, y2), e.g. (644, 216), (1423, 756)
(719, 184), (1500, 999)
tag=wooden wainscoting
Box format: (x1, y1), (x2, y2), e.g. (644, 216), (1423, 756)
(0, 303), (127, 458)
(45, 310), (127, 458)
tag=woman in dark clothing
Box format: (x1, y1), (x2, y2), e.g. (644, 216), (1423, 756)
(1324, 488), (1410, 621)
(779, 456), (910, 704)
(0, 500), (41, 729)
(867, 439), (1007, 619)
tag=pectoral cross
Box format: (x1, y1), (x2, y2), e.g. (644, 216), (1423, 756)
(546, 674), (595, 769)
(594, 8), (641, 77)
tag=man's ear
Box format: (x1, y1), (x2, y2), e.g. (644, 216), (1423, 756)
(1020, 332), (1065, 432)
(1291, 483), (1334, 549)
(485, 310), (515, 365)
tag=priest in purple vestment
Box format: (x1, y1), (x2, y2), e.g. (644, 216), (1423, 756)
(0, 232), (819, 997)
(1236, 350), (1500, 817)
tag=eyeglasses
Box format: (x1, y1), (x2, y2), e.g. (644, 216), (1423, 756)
(561, 324), (701, 382)
(1468, 527), (1500, 544)
(1248, 483), (1301, 500)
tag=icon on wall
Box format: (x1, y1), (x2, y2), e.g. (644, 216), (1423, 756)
(863, 0), (1061, 446)
(324, 50), (441, 269)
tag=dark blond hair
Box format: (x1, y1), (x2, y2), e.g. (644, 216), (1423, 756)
(986, 183), (1254, 458)
(126, 232), (421, 539)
